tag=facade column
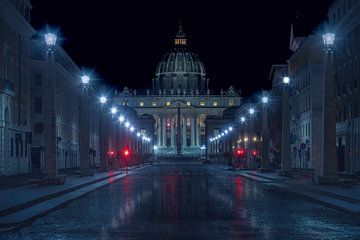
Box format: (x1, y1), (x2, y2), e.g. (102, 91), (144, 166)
(196, 117), (200, 146)
(170, 117), (175, 147)
(191, 117), (195, 146)
(162, 117), (166, 147)
(260, 104), (271, 172)
(182, 117), (186, 147)
(157, 117), (161, 146)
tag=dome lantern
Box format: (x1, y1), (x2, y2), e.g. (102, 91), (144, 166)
(174, 21), (187, 46)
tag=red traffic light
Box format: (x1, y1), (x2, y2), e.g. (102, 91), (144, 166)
(235, 148), (246, 158)
(250, 150), (258, 157)
(108, 150), (115, 157)
(124, 149), (130, 156)
(122, 147), (131, 158)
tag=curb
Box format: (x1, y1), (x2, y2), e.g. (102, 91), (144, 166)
(239, 173), (360, 214)
(0, 164), (151, 226)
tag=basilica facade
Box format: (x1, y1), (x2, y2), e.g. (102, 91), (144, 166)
(114, 25), (241, 156)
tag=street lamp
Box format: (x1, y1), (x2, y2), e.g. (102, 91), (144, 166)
(99, 95), (107, 172)
(81, 75), (90, 86)
(259, 92), (271, 172)
(240, 116), (246, 123)
(118, 115), (124, 123)
(79, 73), (91, 175)
(44, 32), (58, 179)
(283, 76), (290, 84)
(125, 121), (130, 128)
(99, 96), (107, 104)
(249, 108), (255, 115)
(261, 96), (269, 105)
(323, 33), (335, 47)
(45, 33), (57, 49)
(110, 107), (118, 115)
(316, 32), (337, 183)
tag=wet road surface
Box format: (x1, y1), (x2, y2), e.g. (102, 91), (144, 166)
(2, 165), (360, 240)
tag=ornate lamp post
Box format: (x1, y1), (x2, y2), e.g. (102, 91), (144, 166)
(316, 33), (338, 183)
(80, 74), (91, 175)
(280, 76), (292, 175)
(44, 32), (57, 178)
(99, 96), (107, 171)
(247, 107), (256, 168)
(259, 94), (272, 172)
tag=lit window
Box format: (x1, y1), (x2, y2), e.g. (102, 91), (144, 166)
(200, 100), (206, 106)
(152, 101), (157, 107)
(166, 101), (171, 106)
(229, 99), (234, 106)
(186, 101), (191, 106)
(213, 101), (218, 107)
(139, 101), (144, 107)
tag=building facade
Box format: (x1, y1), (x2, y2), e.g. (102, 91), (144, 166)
(114, 26), (241, 157)
(287, 35), (325, 170)
(0, 0), (34, 176)
(328, 0), (360, 174)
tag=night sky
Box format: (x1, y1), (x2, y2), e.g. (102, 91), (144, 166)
(30, 0), (333, 96)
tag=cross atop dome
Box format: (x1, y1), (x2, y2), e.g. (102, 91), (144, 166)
(175, 21), (187, 46)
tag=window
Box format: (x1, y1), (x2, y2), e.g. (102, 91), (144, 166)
(34, 97), (42, 113)
(213, 101), (218, 107)
(34, 123), (43, 134)
(34, 74), (42, 86)
(139, 101), (144, 107)
(228, 99), (235, 106)
(166, 101), (171, 106)
(199, 100), (205, 106)
(186, 101), (191, 106)
(152, 101), (157, 107)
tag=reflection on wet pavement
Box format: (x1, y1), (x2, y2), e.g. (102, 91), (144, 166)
(3, 165), (360, 240)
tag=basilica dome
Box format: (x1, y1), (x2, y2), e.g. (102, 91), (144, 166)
(153, 24), (209, 94)
(155, 48), (206, 76)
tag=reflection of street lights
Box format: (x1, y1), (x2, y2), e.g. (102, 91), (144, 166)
(316, 33), (337, 183)
(44, 32), (57, 178)
(80, 74), (91, 175)
(280, 76), (292, 175)
(259, 92), (271, 172)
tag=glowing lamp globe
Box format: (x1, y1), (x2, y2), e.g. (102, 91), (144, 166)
(45, 33), (57, 47)
(283, 76), (290, 84)
(100, 96), (107, 104)
(81, 75), (90, 85)
(323, 33), (335, 46)
(261, 96), (269, 104)
(110, 107), (118, 114)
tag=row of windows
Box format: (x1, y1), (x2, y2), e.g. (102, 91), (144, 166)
(9, 137), (28, 158)
(330, 0), (357, 25)
(336, 101), (360, 123)
(335, 57), (359, 96)
(135, 99), (235, 107)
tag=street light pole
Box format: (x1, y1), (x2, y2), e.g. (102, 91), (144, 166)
(280, 76), (292, 174)
(316, 33), (338, 184)
(259, 94), (272, 172)
(80, 75), (91, 175)
(99, 96), (107, 172)
(44, 33), (57, 178)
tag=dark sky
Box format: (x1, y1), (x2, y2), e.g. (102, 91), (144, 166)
(30, 0), (333, 96)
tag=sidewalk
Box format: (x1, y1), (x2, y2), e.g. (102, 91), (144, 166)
(0, 164), (151, 231)
(239, 170), (360, 214)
